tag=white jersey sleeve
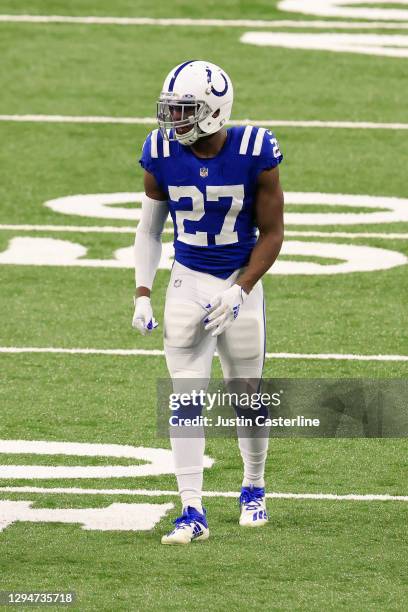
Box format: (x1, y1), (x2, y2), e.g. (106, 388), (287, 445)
(134, 194), (169, 290)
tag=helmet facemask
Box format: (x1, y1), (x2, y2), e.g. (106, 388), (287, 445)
(157, 93), (212, 145)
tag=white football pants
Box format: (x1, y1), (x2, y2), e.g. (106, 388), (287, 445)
(164, 261), (269, 510)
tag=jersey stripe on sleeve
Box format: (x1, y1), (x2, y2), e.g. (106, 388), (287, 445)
(151, 129), (159, 158)
(163, 138), (170, 157)
(252, 128), (266, 156)
(239, 126), (253, 155)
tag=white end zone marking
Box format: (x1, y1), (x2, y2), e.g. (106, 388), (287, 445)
(0, 440), (214, 479)
(0, 500), (174, 532)
(42, 191), (408, 225)
(0, 115), (407, 130)
(0, 225), (407, 240)
(275, 241), (407, 275)
(0, 236), (405, 275)
(283, 191), (408, 226)
(241, 31), (408, 59)
(0, 237), (170, 270)
(0, 487), (407, 503)
(0, 347), (407, 361)
(278, 1), (408, 22)
(44, 192), (145, 220)
(1, 190), (407, 275)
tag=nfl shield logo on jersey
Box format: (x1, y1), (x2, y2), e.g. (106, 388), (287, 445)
(200, 167), (208, 178)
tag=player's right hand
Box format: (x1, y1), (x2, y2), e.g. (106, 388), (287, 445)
(132, 296), (159, 336)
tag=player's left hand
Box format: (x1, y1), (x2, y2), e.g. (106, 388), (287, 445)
(204, 284), (248, 337)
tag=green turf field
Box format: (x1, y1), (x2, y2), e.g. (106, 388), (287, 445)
(0, 1), (407, 610)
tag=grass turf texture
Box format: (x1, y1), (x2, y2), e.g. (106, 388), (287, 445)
(0, 499), (407, 611)
(0, 0), (355, 21)
(1, 24), (408, 123)
(0, 1), (408, 610)
(0, 354), (408, 609)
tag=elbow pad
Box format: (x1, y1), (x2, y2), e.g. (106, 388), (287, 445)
(134, 194), (168, 290)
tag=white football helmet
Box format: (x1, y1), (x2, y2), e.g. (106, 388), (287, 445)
(157, 60), (234, 146)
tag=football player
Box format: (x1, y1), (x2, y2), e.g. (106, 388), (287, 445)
(132, 60), (284, 544)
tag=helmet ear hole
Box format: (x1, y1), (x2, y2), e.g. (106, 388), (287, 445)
(212, 109), (220, 118)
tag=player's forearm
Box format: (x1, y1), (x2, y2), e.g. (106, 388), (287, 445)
(237, 229), (284, 294)
(134, 195), (168, 295)
(134, 229), (162, 294)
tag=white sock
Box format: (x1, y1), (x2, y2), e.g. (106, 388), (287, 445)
(238, 426), (269, 489)
(170, 425), (205, 513)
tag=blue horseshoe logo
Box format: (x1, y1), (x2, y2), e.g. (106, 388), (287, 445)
(206, 68), (228, 97)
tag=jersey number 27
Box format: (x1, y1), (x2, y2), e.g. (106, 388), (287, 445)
(168, 184), (245, 246)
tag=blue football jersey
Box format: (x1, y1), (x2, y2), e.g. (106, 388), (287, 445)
(139, 126), (283, 279)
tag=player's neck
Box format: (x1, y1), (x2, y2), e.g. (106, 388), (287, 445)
(190, 129), (227, 159)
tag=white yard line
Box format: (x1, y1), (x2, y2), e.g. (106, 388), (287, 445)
(0, 224), (138, 234)
(0, 114), (156, 125)
(0, 485), (406, 502)
(0, 347), (166, 356)
(1, 15), (408, 29)
(0, 347), (407, 361)
(285, 231), (408, 239)
(0, 224), (407, 239)
(0, 114), (407, 130)
(269, 352), (408, 361)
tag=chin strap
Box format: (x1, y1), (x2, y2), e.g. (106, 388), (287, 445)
(175, 125), (200, 146)
(176, 124), (216, 146)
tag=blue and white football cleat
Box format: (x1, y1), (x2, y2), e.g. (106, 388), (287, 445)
(161, 506), (209, 545)
(239, 486), (268, 527)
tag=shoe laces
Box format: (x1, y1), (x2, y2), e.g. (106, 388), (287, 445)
(173, 506), (206, 530)
(239, 487), (265, 511)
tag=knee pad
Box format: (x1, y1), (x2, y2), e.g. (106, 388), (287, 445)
(164, 301), (205, 349)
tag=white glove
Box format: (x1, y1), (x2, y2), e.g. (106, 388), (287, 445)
(204, 284), (248, 337)
(132, 296), (158, 336)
